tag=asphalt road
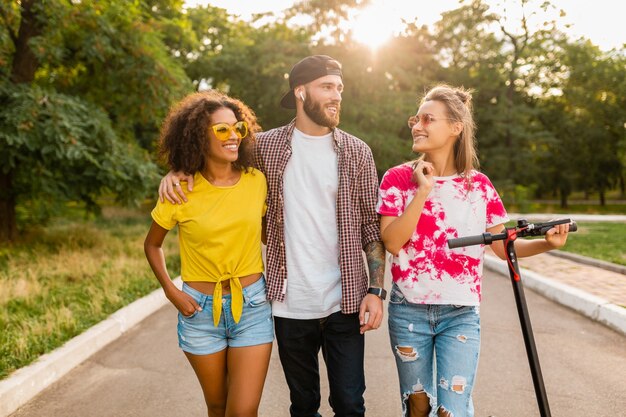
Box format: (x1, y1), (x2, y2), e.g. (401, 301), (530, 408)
(11, 269), (626, 417)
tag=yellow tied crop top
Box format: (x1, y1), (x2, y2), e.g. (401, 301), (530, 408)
(151, 168), (267, 326)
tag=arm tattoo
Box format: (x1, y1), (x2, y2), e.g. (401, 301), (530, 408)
(364, 241), (385, 288)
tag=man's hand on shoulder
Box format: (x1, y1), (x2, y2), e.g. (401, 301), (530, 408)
(159, 171), (194, 204)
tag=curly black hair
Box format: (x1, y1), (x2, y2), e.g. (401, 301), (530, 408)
(158, 90), (260, 174)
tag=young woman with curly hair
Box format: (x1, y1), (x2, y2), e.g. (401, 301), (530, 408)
(144, 90), (272, 417)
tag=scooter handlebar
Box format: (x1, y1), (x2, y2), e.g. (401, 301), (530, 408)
(447, 219), (577, 249)
(447, 233), (492, 249)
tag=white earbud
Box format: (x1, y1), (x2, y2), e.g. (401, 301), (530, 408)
(299, 91), (305, 101)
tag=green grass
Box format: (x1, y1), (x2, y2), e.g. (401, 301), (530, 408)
(0, 205), (180, 380)
(503, 220), (626, 266)
(558, 222), (626, 266)
(504, 197), (626, 264)
(520, 203), (626, 215)
(504, 198), (626, 215)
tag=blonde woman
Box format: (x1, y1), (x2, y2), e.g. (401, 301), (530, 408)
(377, 85), (570, 417)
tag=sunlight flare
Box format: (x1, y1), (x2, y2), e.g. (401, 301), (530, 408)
(346, 2), (404, 50)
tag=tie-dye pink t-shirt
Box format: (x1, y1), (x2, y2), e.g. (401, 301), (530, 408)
(376, 164), (509, 305)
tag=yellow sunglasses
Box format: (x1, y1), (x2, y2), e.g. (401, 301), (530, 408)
(210, 121), (248, 141)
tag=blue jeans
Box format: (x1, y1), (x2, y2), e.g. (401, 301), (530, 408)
(177, 277), (274, 355)
(388, 284), (481, 417)
(274, 311), (366, 417)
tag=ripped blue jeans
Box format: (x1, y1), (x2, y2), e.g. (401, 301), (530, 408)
(388, 284), (481, 417)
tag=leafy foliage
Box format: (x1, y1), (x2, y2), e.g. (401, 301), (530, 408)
(0, 83), (159, 221)
(29, 0), (192, 146)
(531, 40), (626, 205)
(0, 0), (192, 241)
(179, 5), (312, 129)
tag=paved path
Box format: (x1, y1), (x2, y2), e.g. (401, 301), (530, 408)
(495, 213), (626, 307)
(10, 267), (626, 417)
(518, 253), (626, 307)
(5, 215), (626, 416)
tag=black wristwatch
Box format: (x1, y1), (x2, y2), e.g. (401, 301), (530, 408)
(367, 287), (387, 300)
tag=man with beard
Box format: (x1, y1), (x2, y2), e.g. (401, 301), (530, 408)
(159, 55), (386, 417)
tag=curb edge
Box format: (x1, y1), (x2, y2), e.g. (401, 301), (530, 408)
(0, 278), (182, 417)
(484, 255), (626, 336)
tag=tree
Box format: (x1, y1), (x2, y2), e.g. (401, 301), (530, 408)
(31, 0), (192, 147)
(0, 0), (190, 242)
(0, 83), (158, 223)
(433, 0), (534, 186)
(432, 0), (579, 198)
(180, 4), (312, 129)
(535, 40), (626, 206)
(285, 0), (370, 43)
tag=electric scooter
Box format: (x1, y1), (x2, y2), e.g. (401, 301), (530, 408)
(447, 218), (577, 417)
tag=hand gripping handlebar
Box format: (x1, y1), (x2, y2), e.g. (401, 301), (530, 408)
(447, 219), (577, 249)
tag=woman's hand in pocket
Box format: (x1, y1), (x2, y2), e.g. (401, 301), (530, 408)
(166, 287), (202, 317)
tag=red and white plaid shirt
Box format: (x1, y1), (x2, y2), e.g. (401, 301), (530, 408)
(253, 120), (381, 314)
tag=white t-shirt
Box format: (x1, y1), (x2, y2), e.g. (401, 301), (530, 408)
(271, 128), (342, 319)
(377, 164), (509, 305)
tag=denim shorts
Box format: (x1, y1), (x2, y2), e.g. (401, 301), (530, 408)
(177, 276), (274, 355)
(388, 284), (481, 417)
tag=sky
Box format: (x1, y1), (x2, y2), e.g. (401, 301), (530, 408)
(185, 0), (625, 52)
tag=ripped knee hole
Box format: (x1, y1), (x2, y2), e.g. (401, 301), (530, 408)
(395, 345), (418, 361)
